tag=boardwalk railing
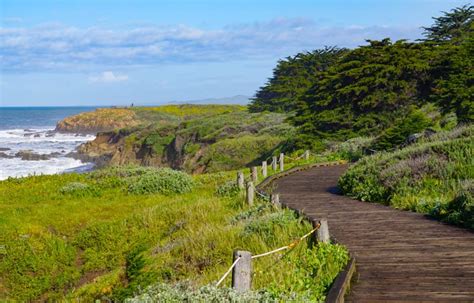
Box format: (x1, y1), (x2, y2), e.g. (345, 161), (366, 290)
(215, 151), (355, 302)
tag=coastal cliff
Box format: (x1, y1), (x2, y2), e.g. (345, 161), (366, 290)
(66, 106), (294, 173)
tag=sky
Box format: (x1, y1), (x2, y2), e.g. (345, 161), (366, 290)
(0, 0), (468, 106)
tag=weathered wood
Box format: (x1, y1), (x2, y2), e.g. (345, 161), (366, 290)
(304, 150), (310, 160)
(326, 257), (356, 303)
(279, 153), (284, 172)
(246, 181), (254, 205)
(237, 171), (245, 189)
(251, 167), (258, 183)
(232, 250), (252, 292)
(317, 218), (330, 243)
(274, 164), (474, 301)
(261, 161), (268, 178)
(270, 193), (280, 207)
(272, 156), (277, 171)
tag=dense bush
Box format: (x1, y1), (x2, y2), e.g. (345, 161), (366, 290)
(430, 187), (474, 229)
(60, 182), (100, 197)
(125, 283), (276, 302)
(90, 166), (195, 196)
(339, 126), (474, 229)
(328, 136), (375, 161)
(371, 108), (433, 151)
(127, 168), (194, 195)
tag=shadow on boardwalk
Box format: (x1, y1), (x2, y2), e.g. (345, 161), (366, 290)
(275, 164), (474, 302)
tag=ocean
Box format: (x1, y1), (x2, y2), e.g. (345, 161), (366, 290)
(0, 107), (98, 180)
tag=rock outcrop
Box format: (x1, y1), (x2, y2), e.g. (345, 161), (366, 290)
(76, 129), (202, 171)
(55, 108), (141, 134)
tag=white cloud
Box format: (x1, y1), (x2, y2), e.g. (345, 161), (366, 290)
(0, 19), (423, 72)
(89, 71), (128, 83)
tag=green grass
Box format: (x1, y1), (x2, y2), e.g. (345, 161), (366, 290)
(339, 125), (474, 229)
(137, 104), (246, 119)
(0, 163), (348, 302)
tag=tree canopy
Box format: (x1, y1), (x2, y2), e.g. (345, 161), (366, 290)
(422, 4), (473, 43)
(248, 47), (347, 113)
(248, 5), (473, 143)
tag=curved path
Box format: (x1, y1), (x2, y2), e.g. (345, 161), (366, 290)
(274, 164), (474, 302)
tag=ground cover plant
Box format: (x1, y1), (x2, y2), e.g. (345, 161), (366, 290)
(0, 163), (348, 302)
(339, 125), (474, 229)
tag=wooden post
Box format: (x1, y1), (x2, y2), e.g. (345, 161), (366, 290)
(279, 153), (284, 172)
(304, 150), (310, 160)
(272, 156), (277, 171)
(246, 182), (254, 205)
(261, 161), (267, 178)
(317, 218), (330, 243)
(251, 167), (258, 183)
(237, 172), (245, 189)
(232, 250), (252, 292)
(270, 193), (280, 207)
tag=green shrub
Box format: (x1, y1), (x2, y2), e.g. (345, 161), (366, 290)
(429, 187), (474, 229)
(372, 108), (433, 151)
(125, 282), (277, 302)
(60, 182), (99, 197)
(184, 142), (201, 156)
(215, 181), (241, 198)
(242, 211), (299, 245)
(128, 168), (194, 195)
(91, 166), (156, 178)
(329, 136), (375, 161)
(144, 133), (175, 154)
(231, 204), (273, 223)
(284, 243), (349, 300)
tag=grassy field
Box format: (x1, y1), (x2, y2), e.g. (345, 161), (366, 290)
(0, 158), (348, 301)
(136, 104), (246, 118)
(339, 125), (474, 229)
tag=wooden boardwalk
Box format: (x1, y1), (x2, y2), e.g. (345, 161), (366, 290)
(274, 164), (474, 302)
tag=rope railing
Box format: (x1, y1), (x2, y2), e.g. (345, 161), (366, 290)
(252, 222), (321, 259)
(215, 223), (321, 287)
(216, 256), (241, 287)
(223, 150), (336, 291)
(216, 150), (341, 291)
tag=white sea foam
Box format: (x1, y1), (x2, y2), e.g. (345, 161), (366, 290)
(0, 127), (95, 180)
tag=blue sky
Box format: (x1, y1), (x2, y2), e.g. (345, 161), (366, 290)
(0, 0), (468, 106)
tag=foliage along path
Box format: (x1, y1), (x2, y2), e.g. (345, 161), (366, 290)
(274, 164), (474, 302)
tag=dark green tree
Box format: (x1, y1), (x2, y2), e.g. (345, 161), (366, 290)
(248, 47), (347, 113)
(422, 4), (473, 43)
(429, 21), (474, 122)
(291, 39), (433, 140)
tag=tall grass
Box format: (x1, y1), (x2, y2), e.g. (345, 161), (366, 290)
(0, 164), (348, 301)
(339, 125), (474, 229)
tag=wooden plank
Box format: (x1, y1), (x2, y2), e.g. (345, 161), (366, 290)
(272, 164), (474, 301)
(326, 257), (356, 303)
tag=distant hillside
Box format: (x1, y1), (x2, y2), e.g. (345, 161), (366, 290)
(167, 95), (250, 105)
